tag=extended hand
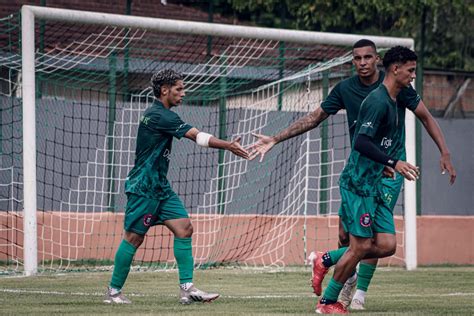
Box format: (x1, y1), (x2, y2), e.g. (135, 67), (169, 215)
(440, 153), (456, 185)
(382, 166), (396, 179)
(394, 161), (420, 181)
(248, 133), (276, 162)
(228, 136), (250, 159)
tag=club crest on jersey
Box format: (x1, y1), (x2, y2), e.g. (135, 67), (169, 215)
(143, 214), (154, 227)
(360, 213), (372, 227)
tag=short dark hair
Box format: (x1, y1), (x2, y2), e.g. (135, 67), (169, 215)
(151, 69), (184, 98)
(382, 46), (417, 69)
(352, 39), (377, 51)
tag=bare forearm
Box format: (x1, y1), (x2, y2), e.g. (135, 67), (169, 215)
(208, 137), (230, 150)
(420, 116), (450, 155)
(185, 128), (230, 150)
(415, 102), (451, 155)
(273, 108), (328, 144)
(415, 102), (456, 184)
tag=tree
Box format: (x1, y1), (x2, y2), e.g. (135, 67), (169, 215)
(222, 0), (473, 71)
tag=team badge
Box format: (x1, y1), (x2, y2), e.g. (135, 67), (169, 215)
(359, 213), (372, 227)
(143, 214), (153, 227)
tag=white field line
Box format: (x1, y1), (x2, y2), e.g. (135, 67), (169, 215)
(0, 288), (473, 299)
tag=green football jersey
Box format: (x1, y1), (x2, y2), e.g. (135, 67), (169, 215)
(125, 100), (193, 200)
(339, 84), (418, 196)
(321, 71), (420, 145)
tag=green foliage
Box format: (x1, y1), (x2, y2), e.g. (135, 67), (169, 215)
(224, 0), (473, 71)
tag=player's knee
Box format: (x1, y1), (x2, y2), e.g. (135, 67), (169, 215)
(379, 236), (397, 257)
(124, 231), (144, 248)
(386, 247), (396, 257)
(384, 239), (397, 257)
(349, 239), (372, 259)
(166, 218), (194, 238)
(359, 242), (373, 256)
(182, 222), (193, 238)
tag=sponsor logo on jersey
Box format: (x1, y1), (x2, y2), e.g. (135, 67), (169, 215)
(359, 213), (372, 227)
(380, 137), (393, 149)
(175, 123), (189, 133)
(141, 115), (151, 125)
(163, 148), (171, 161)
(361, 121), (373, 128)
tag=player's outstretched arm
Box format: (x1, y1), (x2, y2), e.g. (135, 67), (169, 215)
(208, 136), (249, 159)
(247, 133), (276, 162)
(248, 107), (329, 161)
(414, 101), (456, 184)
(184, 127), (249, 159)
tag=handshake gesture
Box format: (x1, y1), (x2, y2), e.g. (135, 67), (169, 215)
(243, 132), (455, 185)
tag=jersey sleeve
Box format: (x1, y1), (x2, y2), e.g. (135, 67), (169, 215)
(397, 85), (421, 111)
(147, 110), (193, 139)
(357, 97), (386, 138)
(320, 82), (343, 114)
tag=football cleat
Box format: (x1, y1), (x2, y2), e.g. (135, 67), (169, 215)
(349, 298), (365, 310)
(316, 301), (349, 314)
(308, 251), (329, 296)
(338, 273), (357, 308)
(179, 286), (220, 304)
(103, 287), (132, 304)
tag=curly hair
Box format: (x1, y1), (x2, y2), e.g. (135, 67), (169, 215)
(150, 69), (184, 98)
(382, 46), (417, 70)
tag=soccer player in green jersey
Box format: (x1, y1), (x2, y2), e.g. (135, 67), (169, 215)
(104, 69), (249, 305)
(313, 46), (446, 314)
(248, 40), (456, 311)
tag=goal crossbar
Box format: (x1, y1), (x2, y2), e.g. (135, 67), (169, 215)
(20, 5), (417, 275)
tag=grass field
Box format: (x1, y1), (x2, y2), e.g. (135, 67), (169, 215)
(0, 266), (473, 315)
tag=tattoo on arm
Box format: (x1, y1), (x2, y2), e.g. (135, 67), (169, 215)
(273, 108), (329, 143)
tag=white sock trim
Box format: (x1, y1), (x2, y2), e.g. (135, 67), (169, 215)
(353, 289), (366, 303)
(109, 287), (121, 296)
(180, 282), (194, 291)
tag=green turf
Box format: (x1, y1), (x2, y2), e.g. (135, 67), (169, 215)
(0, 267), (472, 315)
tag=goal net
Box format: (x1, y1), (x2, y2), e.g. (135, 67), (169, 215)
(0, 6), (416, 275)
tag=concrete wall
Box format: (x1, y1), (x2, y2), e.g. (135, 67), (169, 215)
(420, 118), (474, 215)
(1, 213), (472, 266)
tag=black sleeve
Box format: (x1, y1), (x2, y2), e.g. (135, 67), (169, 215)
(354, 134), (398, 168)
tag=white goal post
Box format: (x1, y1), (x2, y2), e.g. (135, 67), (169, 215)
(20, 5), (417, 276)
